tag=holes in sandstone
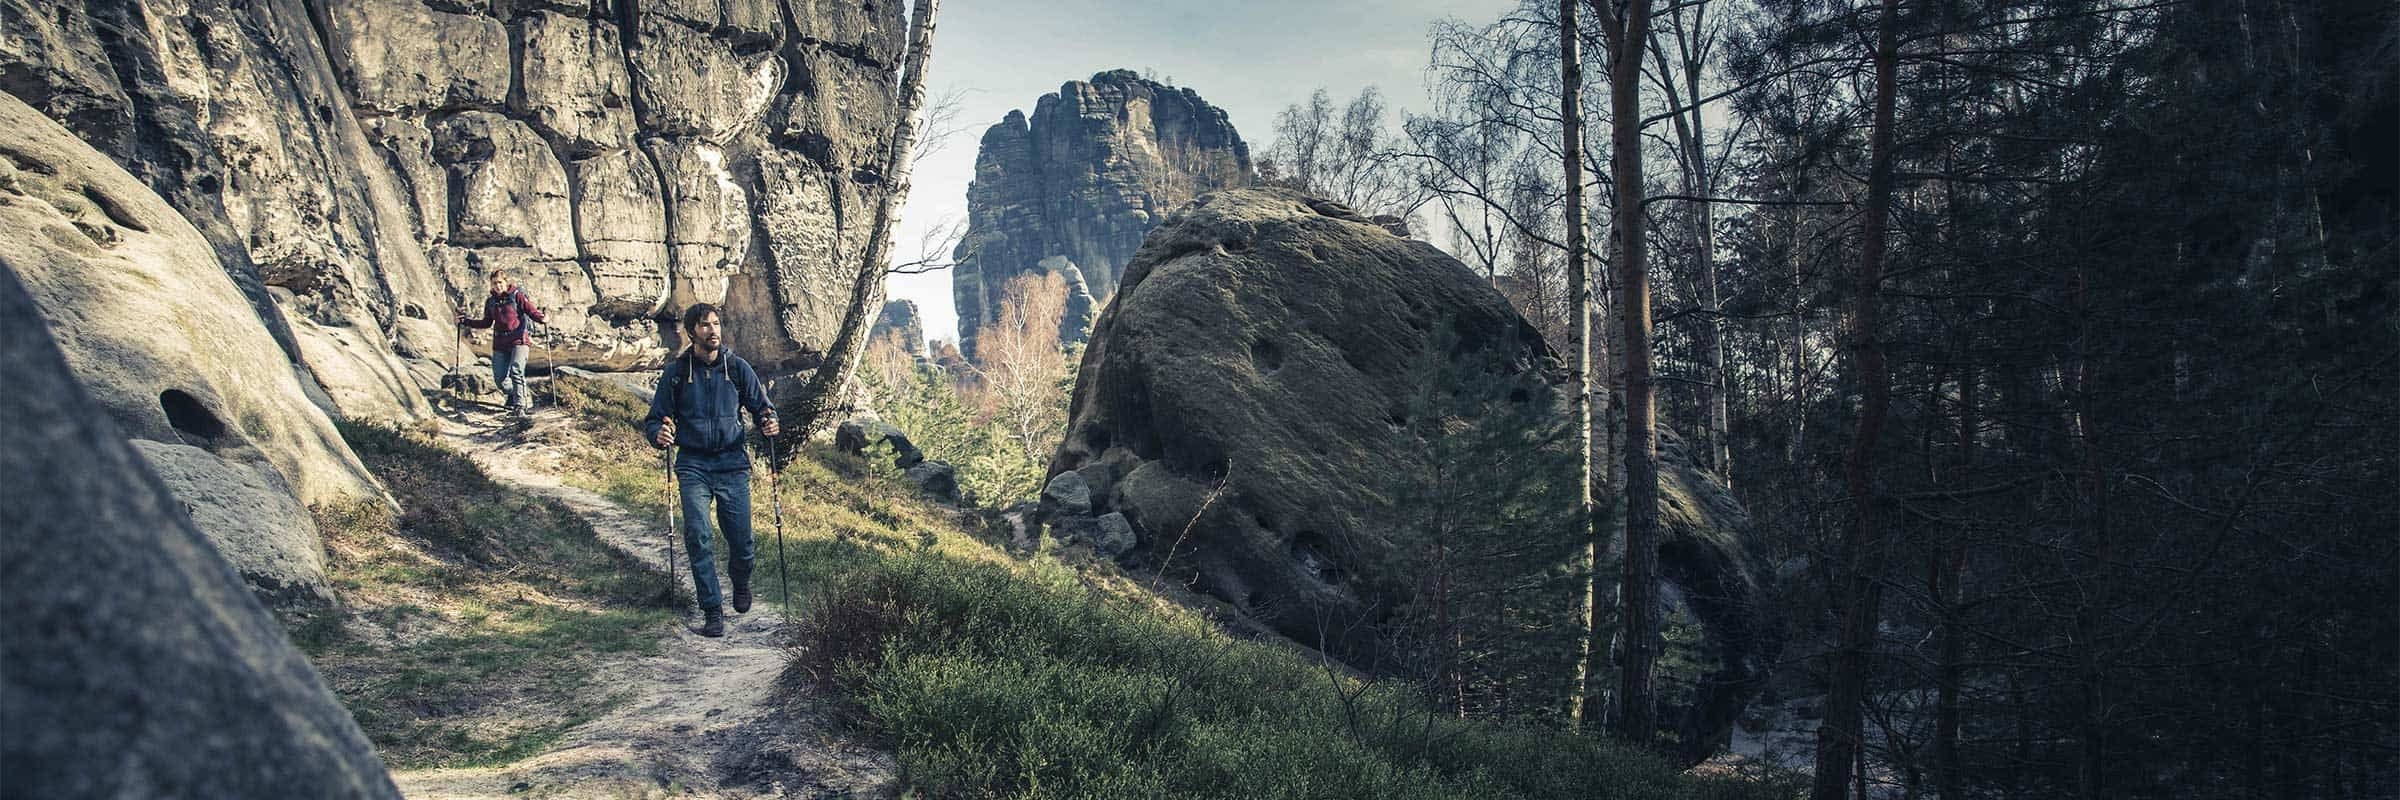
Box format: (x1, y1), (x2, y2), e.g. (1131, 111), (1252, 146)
(1248, 338), (1283, 373)
(81, 185), (146, 233)
(1446, 317), (1490, 358)
(1290, 531), (1344, 585)
(161, 389), (227, 443)
(1159, 240), (1211, 264)
(0, 144), (51, 176)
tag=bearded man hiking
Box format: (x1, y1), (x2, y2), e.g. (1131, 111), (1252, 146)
(643, 303), (780, 637)
(456, 270), (547, 420)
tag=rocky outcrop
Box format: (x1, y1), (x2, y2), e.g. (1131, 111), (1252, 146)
(1048, 187), (1778, 759)
(951, 69), (1251, 360)
(1038, 255), (1101, 343)
(836, 418), (923, 467)
(0, 263), (399, 798)
(0, 0), (908, 415)
(132, 440), (335, 609)
(1630, 428), (1781, 764)
(1048, 187), (1554, 658)
(0, 94), (378, 509)
(870, 299), (926, 358)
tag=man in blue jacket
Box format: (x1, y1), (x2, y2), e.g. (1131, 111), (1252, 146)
(643, 303), (780, 637)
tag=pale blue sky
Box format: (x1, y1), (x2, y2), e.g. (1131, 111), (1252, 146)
(891, 0), (1518, 346)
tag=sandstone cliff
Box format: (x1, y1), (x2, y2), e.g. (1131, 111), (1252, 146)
(0, 0), (907, 418)
(950, 69), (1250, 360)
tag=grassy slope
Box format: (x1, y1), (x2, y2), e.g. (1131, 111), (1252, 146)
(545, 374), (1794, 800)
(295, 420), (673, 769)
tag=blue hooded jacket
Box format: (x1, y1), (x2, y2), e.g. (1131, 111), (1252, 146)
(643, 347), (774, 467)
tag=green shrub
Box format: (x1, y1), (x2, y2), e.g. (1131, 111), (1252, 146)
(530, 368), (1794, 799)
(794, 546), (1788, 800)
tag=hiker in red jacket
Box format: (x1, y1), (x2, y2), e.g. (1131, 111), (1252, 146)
(457, 270), (547, 419)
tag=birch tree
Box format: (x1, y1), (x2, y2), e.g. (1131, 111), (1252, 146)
(783, 0), (941, 443)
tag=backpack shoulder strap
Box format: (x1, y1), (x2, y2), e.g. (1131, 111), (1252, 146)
(660, 352), (688, 412)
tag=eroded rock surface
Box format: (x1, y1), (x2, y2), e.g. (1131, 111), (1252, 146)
(0, 93), (376, 606)
(0, 261), (399, 799)
(0, 94), (379, 507)
(0, 0), (908, 409)
(952, 69), (1251, 359)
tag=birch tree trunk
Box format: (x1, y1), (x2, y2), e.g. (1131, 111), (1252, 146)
(783, 0), (941, 443)
(1560, 0), (1601, 730)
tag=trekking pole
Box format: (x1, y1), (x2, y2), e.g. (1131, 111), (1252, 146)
(662, 444), (683, 617)
(542, 325), (557, 409)
(770, 415), (790, 612)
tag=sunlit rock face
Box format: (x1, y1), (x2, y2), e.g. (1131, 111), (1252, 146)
(952, 69), (1252, 360)
(0, 0), (908, 413)
(0, 92), (380, 607)
(870, 299), (927, 358)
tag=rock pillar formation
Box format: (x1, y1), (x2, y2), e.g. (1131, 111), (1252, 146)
(951, 69), (1250, 360)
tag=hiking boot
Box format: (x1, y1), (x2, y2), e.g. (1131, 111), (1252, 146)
(699, 607), (725, 637)
(731, 582), (753, 614)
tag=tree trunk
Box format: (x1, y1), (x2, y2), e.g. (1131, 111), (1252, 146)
(1811, 0), (1899, 796)
(1560, 0), (1601, 730)
(1648, 11), (1730, 479)
(1934, 366), (1970, 800)
(782, 0), (941, 443)
(1596, 0), (1659, 747)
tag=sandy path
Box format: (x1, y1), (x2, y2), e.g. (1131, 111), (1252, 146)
(391, 407), (896, 799)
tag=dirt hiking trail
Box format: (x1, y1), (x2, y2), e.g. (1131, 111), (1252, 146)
(390, 406), (896, 799)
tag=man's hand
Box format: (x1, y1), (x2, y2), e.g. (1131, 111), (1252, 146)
(760, 413), (780, 438)
(455, 313), (469, 326)
(652, 418), (676, 449)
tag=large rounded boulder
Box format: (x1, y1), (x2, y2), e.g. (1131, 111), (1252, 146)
(0, 263), (400, 798)
(0, 93), (377, 606)
(1049, 188), (1559, 658)
(1048, 186), (1778, 758)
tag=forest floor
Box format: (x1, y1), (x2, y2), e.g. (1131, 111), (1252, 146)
(380, 404), (897, 799)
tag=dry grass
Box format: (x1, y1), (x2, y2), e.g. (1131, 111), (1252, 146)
(290, 421), (671, 769)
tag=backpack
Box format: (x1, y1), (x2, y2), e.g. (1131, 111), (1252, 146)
(489, 287), (530, 337)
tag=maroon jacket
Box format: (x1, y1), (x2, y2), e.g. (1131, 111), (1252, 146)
(463, 286), (546, 349)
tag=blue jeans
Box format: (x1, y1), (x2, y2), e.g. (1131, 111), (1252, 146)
(677, 461), (755, 611)
(492, 343), (529, 411)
